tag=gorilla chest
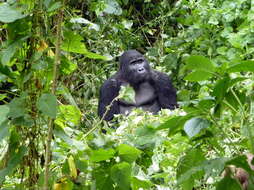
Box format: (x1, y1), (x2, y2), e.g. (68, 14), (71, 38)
(119, 82), (160, 114)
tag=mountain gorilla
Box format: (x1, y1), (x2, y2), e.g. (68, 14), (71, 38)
(98, 50), (177, 121)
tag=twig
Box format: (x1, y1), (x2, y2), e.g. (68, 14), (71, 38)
(82, 96), (119, 139)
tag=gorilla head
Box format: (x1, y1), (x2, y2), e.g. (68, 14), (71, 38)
(119, 50), (151, 85)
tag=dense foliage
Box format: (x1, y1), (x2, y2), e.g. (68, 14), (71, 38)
(0, 0), (254, 189)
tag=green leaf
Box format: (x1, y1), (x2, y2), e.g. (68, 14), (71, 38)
(0, 3), (26, 23)
(184, 117), (211, 138)
(184, 70), (213, 81)
(8, 97), (27, 118)
(55, 105), (81, 128)
(117, 144), (142, 163)
(212, 75), (230, 102)
(47, 2), (61, 12)
(62, 31), (107, 60)
(216, 176), (242, 190)
(131, 177), (152, 190)
(186, 55), (215, 71)
(227, 60), (254, 73)
(133, 126), (158, 149)
(177, 149), (206, 190)
(90, 148), (115, 162)
(93, 167), (114, 190)
(184, 55), (216, 81)
(0, 121), (9, 142)
(1, 40), (23, 65)
(37, 93), (57, 118)
(104, 0), (122, 15)
(156, 115), (191, 135)
(110, 162), (131, 190)
(0, 146), (26, 184)
(119, 85), (135, 103)
(0, 105), (9, 125)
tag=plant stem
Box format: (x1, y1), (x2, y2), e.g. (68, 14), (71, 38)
(43, 6), (64, 190)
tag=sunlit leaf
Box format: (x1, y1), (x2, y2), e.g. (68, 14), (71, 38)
(111, 162), (131, 190)
(62, 31), (107, 60)
(227, 60), (254, 73)
(177, 149), (206, 189)
(104, 0), (122, 15)
(186, 55), (215, 71)
(184, 117), (211, 138)
(90, 148), (115, 162)
(117, 144), (141, 163)
(55, 105), (81, 128)
(184, 70), (212, 81)
(0, 3), (26, 23)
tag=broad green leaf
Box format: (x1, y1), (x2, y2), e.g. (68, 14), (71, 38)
(111, 162), (131, 190)
(228, 33), (245, 49)
(186, 55), (215, 71)
(0, 3), (26, 23)
(184, 117), (211, 138)
(156, 115), (191, 135)
(12, 114), (34, 127)
(0, 121), (9, 142)
(0, 146), (26, 184)
(197, 99), (215, 111)
(184, 70), (213, 81)
(60, 56), (77, 75)
(117, 144), (141, 163)
(0, 105), (9, 125)
(8, 97), (26, 118)
(177, 149), (206, 190)
(133, 126), (158, 149)
(90, 148), (115, 162)
(93, 167), (114, 190)
(47, 2), (61, 12)
(1, 40), (22, 65)
(62, 31), (87, 54)
(216, 176), (242, 190)
(104, 0), (122, 15)
(62, 31), (107, 60)
(227, 60), (254, 73)
(131, 177), (152, 190)
(37, 93), (57, 118)
(212, 76), (230, 102)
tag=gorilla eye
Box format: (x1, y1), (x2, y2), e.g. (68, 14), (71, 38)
(130, 58), (143, 64)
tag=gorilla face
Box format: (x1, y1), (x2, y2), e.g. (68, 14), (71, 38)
(120, 50), (151, 85)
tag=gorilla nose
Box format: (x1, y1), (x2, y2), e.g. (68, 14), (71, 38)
(138, 68), (145, 73)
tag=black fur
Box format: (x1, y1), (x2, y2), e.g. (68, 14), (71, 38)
(98, 50), (177, 121)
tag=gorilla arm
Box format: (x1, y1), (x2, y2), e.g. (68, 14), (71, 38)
(151, 70), (177, 110)
(98, 77), (121, 121)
